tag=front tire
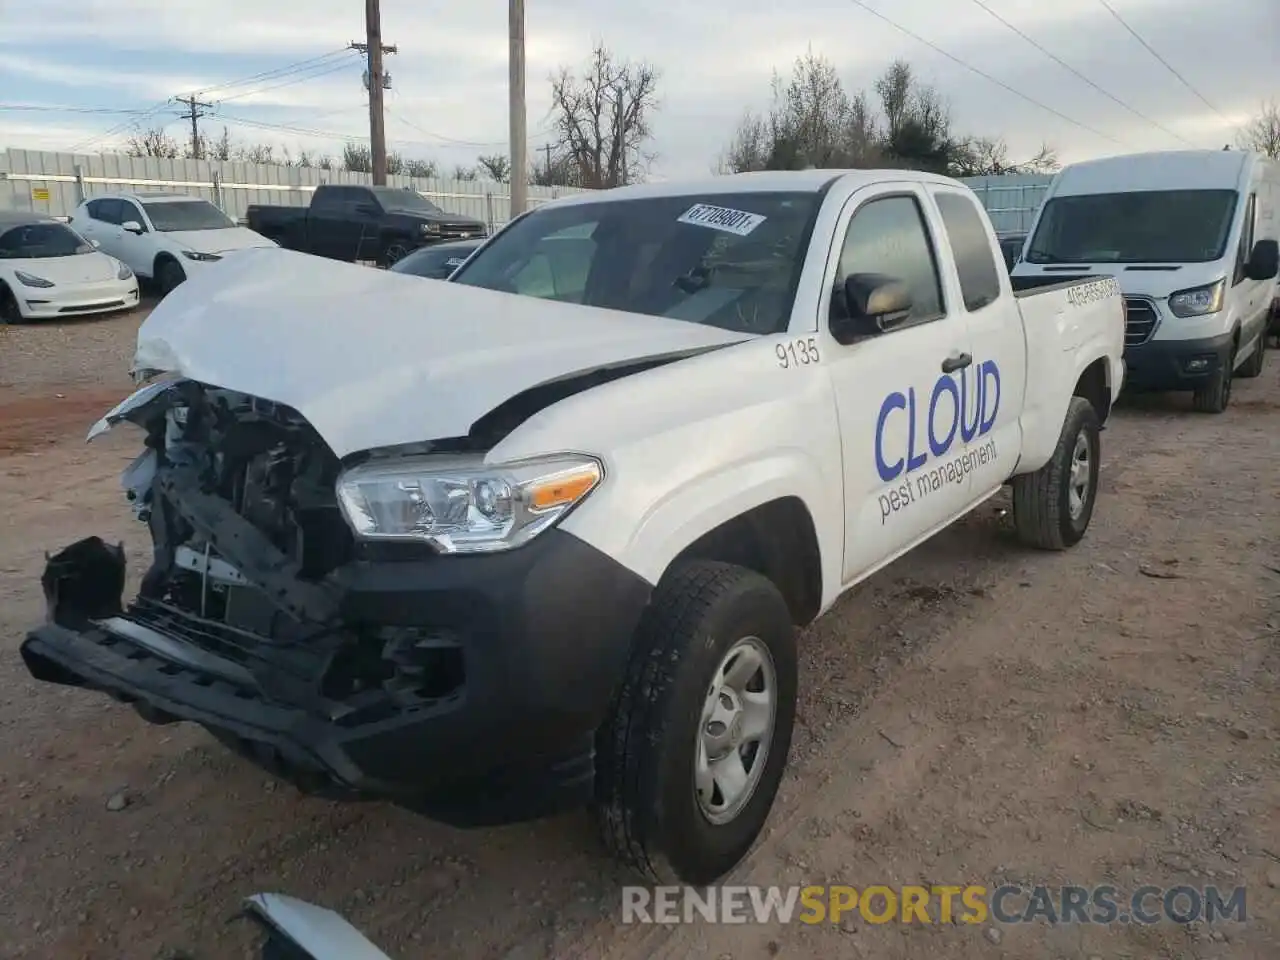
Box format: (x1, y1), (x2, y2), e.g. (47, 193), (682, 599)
(1237, 336), (1266, 379)
(157, 258), (186, 296)
(0, 285), (21, 324)
(1192, 343), (1235, 413)
(1012, 395), (1101, 551)
(594, 560), (798, 885)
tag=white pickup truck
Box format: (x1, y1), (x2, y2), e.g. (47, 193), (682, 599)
(22, 170), (1125, 885)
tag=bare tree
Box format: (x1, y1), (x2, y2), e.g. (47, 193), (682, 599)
(452, 164), (478, 181)
(952, 137), (1059, 177)
(125, 126), (180, 158)
(1237, 99), (1280, 158)
(549, 42), (660, 188)
(402, 157), (437, 178)
(476, 153), (511, 182)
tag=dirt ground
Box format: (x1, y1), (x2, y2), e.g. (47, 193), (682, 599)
(1, 306), (1278, 960)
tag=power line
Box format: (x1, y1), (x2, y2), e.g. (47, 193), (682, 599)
(965, 0), (1195, 147)
(844, 0), (1128, 146)
(194, 49), (355, 99)
(68, 99), (174, 153)
(384, 102), (554, 149)
(1095, 0), (1230, 124)
(214, 56), (363, 105)
(0, 103), (152, 116)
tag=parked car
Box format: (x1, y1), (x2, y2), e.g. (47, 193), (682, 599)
(0, 210), (139, 323)
(69, 192), (277, 295)
(387, 237), (485, 279)
(1012, 149), (1280, 413)
(246, 185), (488, 267)
(997, 232), (1026, 271)
(23, 169), (1125, 885)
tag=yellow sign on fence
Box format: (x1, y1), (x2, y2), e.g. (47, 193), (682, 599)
(31, 187), (50, 201)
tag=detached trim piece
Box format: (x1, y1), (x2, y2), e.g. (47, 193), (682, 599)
(241, 893), (394, 960)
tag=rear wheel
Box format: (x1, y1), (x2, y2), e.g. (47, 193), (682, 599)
(1012, 396), (1101, 551)
(0, 285), (21, 324)
(157, 258), (186, 296)
(594, 560), (798, 885)
(1192, 343), (1235, 413)
(380, 242), (412, 267)
(1238, 336), (1266, 379)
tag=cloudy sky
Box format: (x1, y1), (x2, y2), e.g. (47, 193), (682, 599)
(0, 0), (1273, 177)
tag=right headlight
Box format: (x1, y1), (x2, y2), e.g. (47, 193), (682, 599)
(1168, 278), (1225, 318)
(334, 453), (603, 554)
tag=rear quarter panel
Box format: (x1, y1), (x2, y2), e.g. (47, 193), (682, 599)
(1013, 277), (1125, 475)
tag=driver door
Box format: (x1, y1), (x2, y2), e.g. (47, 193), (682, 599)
(817, 183), (978, 585)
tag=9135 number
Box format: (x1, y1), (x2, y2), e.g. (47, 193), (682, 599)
(776, 337), (820, 369)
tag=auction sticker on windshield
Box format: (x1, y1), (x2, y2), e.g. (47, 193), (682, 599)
(677, 203), (766, 237)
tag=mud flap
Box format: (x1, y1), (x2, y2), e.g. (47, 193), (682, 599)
(240, 893), (394, 960)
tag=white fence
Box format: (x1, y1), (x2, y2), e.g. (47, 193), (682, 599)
(961, 173), (1054, 234)
(0, 148), (587, 231)
(0, 146), (1051, 236)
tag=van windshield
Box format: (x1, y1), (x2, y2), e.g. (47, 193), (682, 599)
(449, 191), (821, 335)
(1025, 189), (1238, 264)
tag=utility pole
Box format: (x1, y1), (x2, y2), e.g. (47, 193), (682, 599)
(508, 0), (528, 219)
(175, 94), (212, 159)
(543, 142), (553, 178)
(351, 0), (397, 185)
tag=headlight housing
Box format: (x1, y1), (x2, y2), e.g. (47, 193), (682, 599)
(335, 454), (603, 554)
(15, 270), (53, 288)
(1168, 279), (1225, 318)
(116, 261), (133, 280)
(420, 222), (441, 235)
(181, 250), (222, 262)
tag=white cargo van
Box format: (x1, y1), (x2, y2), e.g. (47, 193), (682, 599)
(1012, 150), (1280, 412)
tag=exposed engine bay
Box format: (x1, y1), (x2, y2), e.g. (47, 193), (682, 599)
(41, 381), (467, 775)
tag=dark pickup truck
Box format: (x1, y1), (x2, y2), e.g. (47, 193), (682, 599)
(245, 184), (488, 266)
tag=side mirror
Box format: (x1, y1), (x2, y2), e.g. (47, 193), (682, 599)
(121, 220), (144, 235)
(830, 273), (914, 345)
(1245, 239), (1279, 281)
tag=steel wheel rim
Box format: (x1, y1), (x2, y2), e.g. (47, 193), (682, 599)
(695, 636), (777, 825)
(1068, 429), (1091, 520)
(385, 244), (409, 264)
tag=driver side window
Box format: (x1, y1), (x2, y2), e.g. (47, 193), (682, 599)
(834, 194), (945, 325)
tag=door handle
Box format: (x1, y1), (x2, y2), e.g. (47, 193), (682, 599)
(941, 352), (973, 373)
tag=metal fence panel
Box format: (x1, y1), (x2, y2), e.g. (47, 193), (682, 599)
(0, 147), (587, 230)
(959, 174), (1054, 234)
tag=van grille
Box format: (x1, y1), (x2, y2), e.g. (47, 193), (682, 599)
(1124, 298), (1158, 347)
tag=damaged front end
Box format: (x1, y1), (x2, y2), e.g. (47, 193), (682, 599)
(22, 380), (650, 823)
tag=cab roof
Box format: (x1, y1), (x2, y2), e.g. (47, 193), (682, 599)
(1051, 150), (1251, 197)
(543, 168), (968, 208)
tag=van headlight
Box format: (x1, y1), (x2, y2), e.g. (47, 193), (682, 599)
(335, 454), (603, 554)
(1168, 279), (1225, 317)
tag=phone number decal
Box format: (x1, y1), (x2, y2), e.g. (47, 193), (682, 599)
(1066, 278), (1121, 307)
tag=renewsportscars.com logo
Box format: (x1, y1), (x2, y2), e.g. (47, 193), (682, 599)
(621, 884), (1248, 926)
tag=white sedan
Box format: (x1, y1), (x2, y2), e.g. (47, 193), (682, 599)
(69, 192), (277, 296)
(0, 211), (139, 323)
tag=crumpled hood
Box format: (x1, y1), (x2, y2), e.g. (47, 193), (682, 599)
(134, 247), (750, 459)
(165, 226), (277, 256)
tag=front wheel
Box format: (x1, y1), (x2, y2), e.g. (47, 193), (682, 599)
(380, 242), (412, 267)
(0, 285), (21, 324)
(1191, 344), (1234, 413)
(157, 259), (186, 296)
(1012, 395), (1101, 551)
(1237, 337), (1266, 379)
(594, 560), (798, 885)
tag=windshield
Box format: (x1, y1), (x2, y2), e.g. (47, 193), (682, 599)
(1026, 189), (1238, 264)
(0, 222), (94, 258)
(372, 187), (444, 215)
(390, 243), (480, 278)
(141, 200), (236, 232)
(449, 192), (822, 334)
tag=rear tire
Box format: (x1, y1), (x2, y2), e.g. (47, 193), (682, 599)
(1012, 396), (1101, 551)
(157, 258), (186, 296)
(1237, 336), (1266, 379)
(1191, 343), (1235, 413)
(594, 560), (798, 885)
